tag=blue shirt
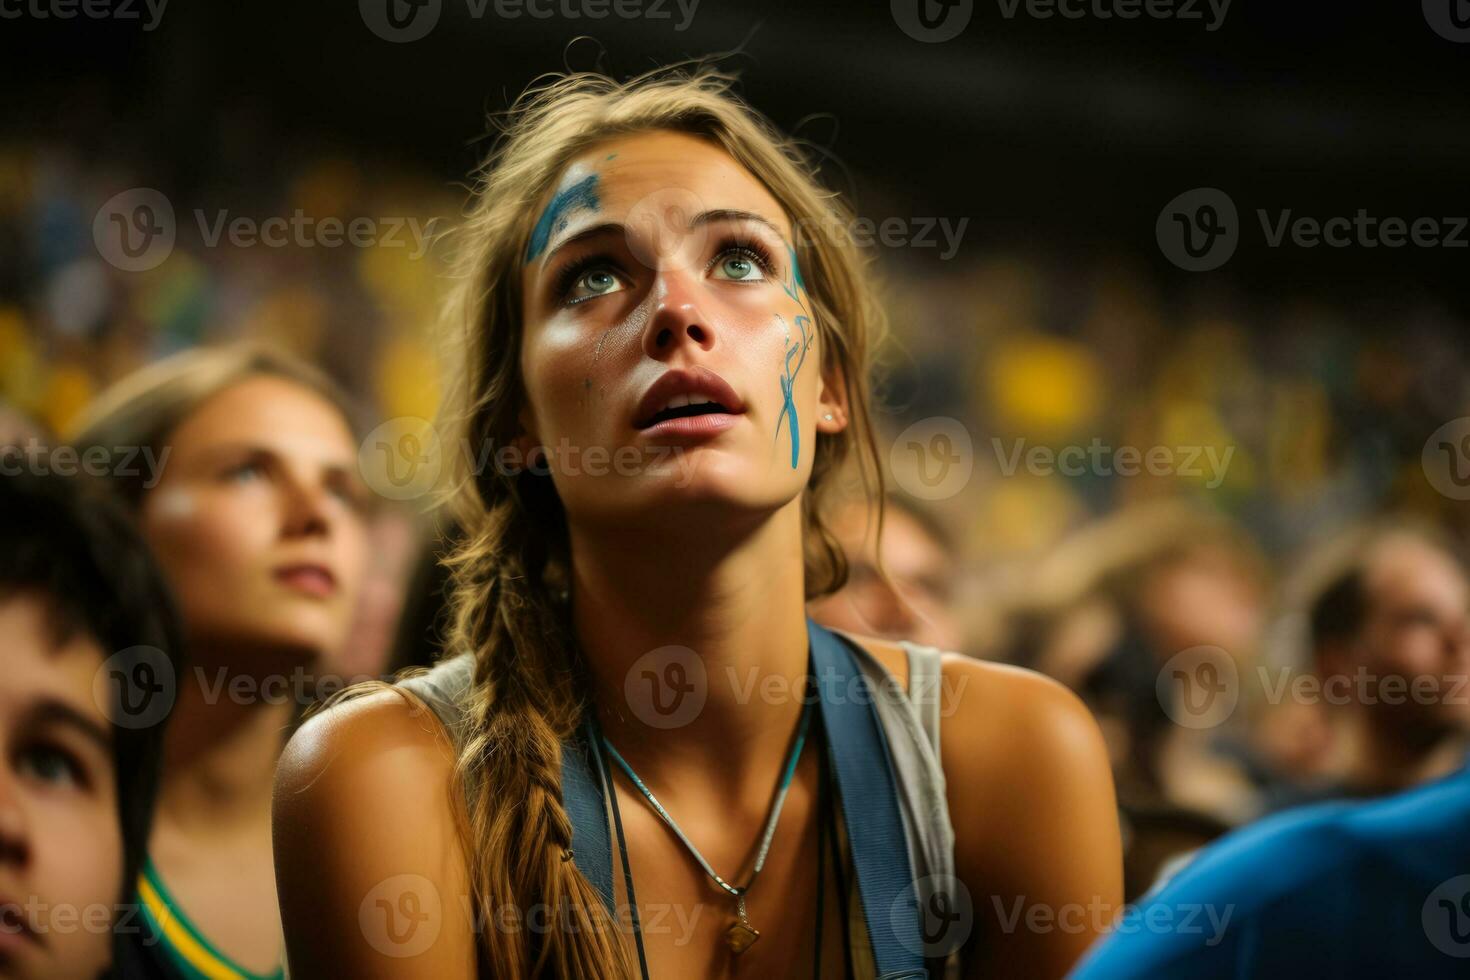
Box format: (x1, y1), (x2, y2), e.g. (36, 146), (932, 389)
(1071, 762), (1470, 978)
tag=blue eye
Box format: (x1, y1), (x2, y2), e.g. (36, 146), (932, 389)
(709, 238), (775, 282)
(19, 743), (87, 790)
(225, 459), (267, 482)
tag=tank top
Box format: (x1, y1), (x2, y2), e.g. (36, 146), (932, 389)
(396, 629), (959, 978)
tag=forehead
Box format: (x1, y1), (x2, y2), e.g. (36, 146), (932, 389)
(533, 131), (794, 247)
(167, 375), (355, 461)
(0, 595), (108, 724)
(1367, 538), (1469, 606)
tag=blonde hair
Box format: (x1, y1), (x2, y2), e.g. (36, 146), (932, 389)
(396, 61), (891, 977)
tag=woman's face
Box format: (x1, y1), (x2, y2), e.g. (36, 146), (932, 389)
(138, 376), (369, 667)
(516, 130), (849, 527)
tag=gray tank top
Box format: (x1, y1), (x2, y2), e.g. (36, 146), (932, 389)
(396, 631), (958, 975)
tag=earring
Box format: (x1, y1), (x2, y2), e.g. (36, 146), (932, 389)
(823, 412), (834, 421)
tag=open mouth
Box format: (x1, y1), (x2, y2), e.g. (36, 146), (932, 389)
(637, 396), (737, 429)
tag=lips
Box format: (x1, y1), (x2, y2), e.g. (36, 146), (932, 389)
(273, 563), (338, 598)
(634, 366), (747, 430)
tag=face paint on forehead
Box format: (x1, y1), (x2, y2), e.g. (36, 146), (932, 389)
(525, 171), (601, 264)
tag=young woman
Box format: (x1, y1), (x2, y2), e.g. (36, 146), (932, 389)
(273, 65), (1122, 979)
(72, 345), (370, 978)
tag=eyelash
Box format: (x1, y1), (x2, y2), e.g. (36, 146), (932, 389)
(551, 235), (778, 305)
(18, 741), (90, 791)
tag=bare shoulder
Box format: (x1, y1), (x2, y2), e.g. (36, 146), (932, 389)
(273, 687), (476, 977)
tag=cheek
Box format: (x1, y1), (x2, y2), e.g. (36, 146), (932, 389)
(144, 487), (273, 596)
(33, 795), (123, 927)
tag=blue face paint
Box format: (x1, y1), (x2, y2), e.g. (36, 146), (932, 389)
(525, 173), (601, 263)
(773, 245), (816, 469)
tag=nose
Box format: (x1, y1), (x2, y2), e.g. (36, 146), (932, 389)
(641, 266), (716, 360)
(279, 473), (331, 540)
(0, 765), (30, 868)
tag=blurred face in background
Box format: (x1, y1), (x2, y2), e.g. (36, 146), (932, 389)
(807, 499), (963, 651)
(0, 596), (120, 980)
(137, 375), (369, 671)
(1344, 537), (1470, 733)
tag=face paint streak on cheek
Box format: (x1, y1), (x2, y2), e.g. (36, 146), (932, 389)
(771, 249), (817, 470)
(150, 487), (198, 522)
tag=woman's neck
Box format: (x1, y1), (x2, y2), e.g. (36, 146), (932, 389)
(154, 649), (301, 839)
(570, 496), (812, 800)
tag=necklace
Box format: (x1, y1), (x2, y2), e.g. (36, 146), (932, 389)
(599, 697), (814, 954)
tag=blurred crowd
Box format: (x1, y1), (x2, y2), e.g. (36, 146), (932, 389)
(4, 135), (1470, 914)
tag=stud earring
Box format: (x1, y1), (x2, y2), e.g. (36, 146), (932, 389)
(823, 412), (834, 421)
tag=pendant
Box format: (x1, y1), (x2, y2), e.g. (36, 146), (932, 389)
(726, 896), (760, 954)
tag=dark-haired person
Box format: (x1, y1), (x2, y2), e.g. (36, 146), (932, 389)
(70, 344), (370, 978)
(274, 66), (1121, 979)
(1271, 520), (1470, 811)
(1, 465), (182, 979)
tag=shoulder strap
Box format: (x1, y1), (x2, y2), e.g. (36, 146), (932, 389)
(558, 622), (930, 978)
(808, 617), (928, 979)
(560, 722), (618, 916)
(903, 641), (945, 756)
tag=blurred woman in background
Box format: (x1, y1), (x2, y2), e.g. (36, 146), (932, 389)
(71, 345), (370, 979)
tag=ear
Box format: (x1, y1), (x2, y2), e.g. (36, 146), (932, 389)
(816, 353), (851, 436)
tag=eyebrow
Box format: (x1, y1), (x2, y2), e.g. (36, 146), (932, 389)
(539, 208), (788, 272)
(194, 441), (357, 476)
(28, 698), (114, 755)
